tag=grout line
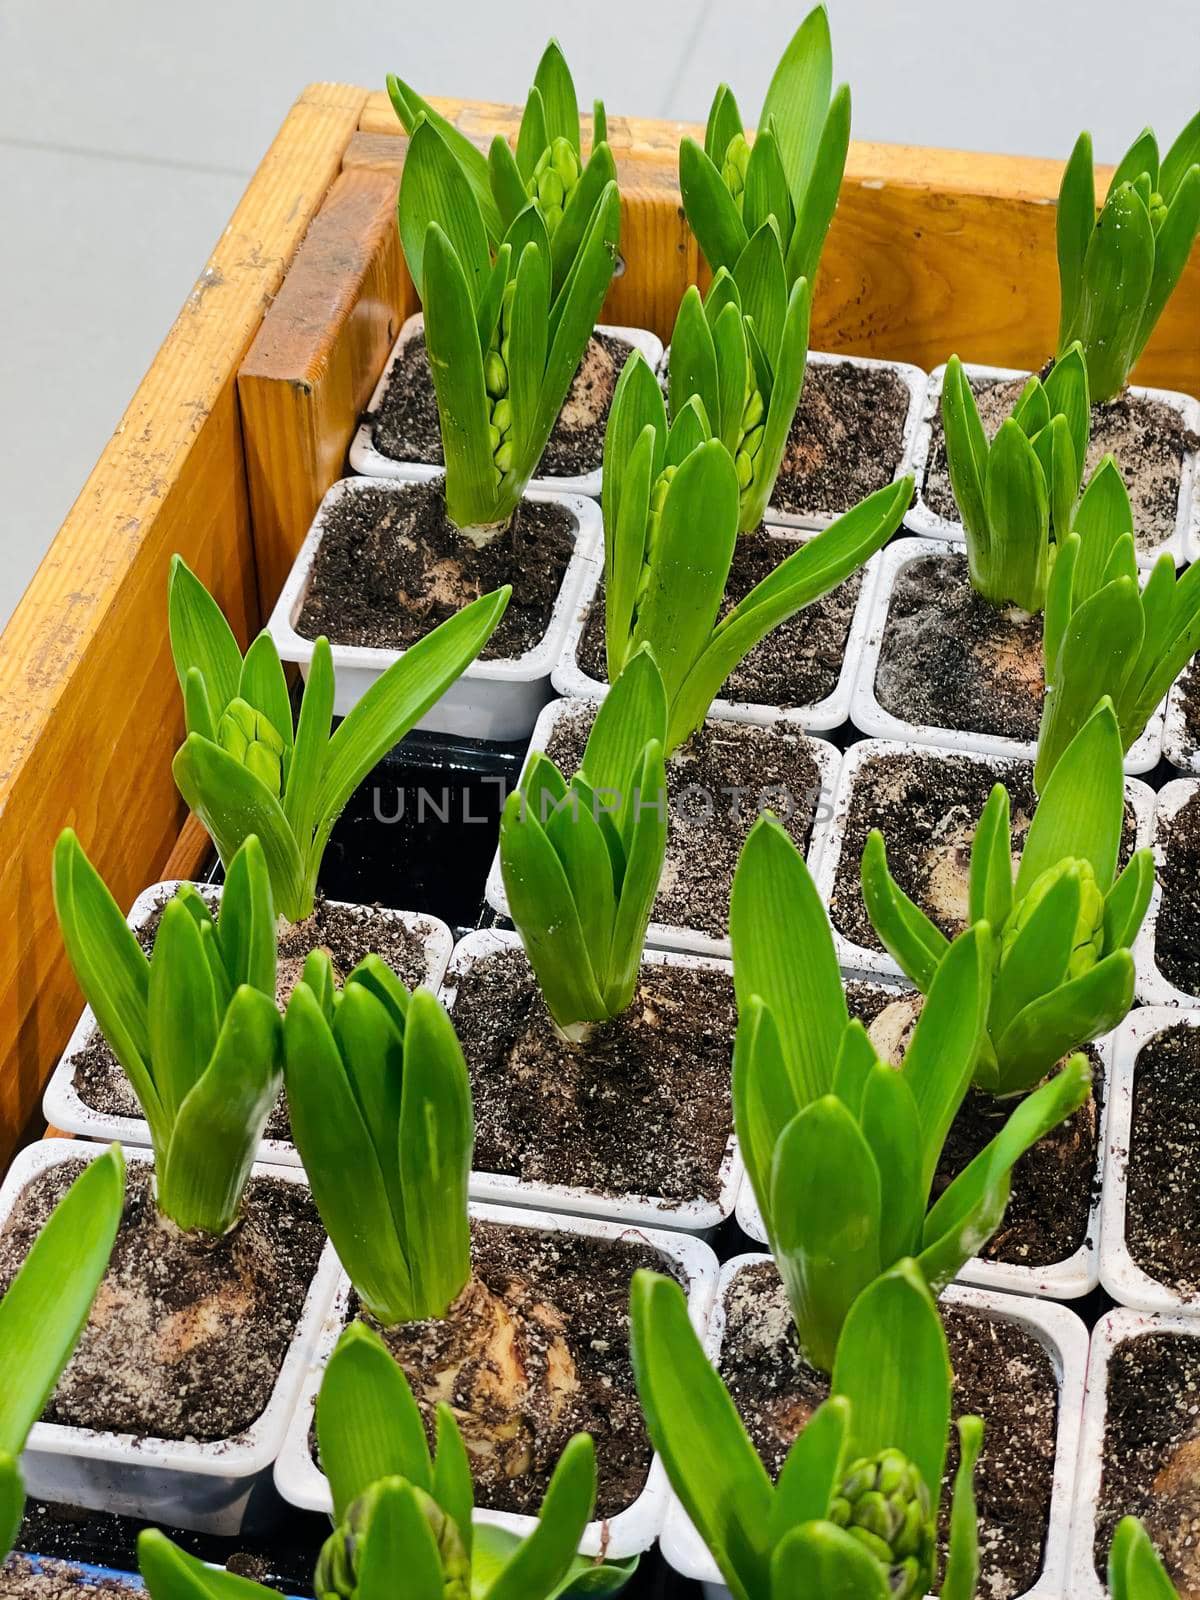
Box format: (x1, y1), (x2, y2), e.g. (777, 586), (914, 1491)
(657, 0), (717, 117)
(0, 133), (252, 180)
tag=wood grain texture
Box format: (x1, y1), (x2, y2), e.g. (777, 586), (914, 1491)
(0, 83), (366, 1164)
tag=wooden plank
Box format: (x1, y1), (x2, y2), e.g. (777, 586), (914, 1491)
(0, 82), (367, 1171)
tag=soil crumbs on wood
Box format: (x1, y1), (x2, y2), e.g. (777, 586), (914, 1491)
(1126, 1023), (1200, 1294)
(0, 1160), (325, 1442)
(828, 749), (1138, 955)
(1154, 788), (1200, 997)
(923, 371), (1195, 553)
(0, 1557), (137, 1599)
(575, 527), (863, 709)
(370, 328), (632, 479)
(773, 359), (913, 518)
(452, 946), (734, 1204)
(719, 1261), (1057, 1599)
(361, 1220), (676, 1520)
(546, 706), (823, 939)
(71, 895), (436, 1140)
(874, 553), (1043, 741)
(1096, 1333), (1200, 1594)
(846, 981), (1102, 1268)
(297, 478), (574, 659)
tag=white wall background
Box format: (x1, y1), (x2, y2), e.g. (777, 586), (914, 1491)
(1, 0), (1196, 628)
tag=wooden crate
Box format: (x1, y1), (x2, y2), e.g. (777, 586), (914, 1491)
(1, 87), (1197, 1170)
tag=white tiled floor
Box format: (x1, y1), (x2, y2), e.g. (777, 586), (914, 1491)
(2, 0), (1197, 629)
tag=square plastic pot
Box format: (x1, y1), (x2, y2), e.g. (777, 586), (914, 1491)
(849, 537), (1164, 771)
(42, 881), (454, 1166)
(348, 313), (664, 499)
(1133, 779), (1199, 1007)
(660, 1254), (1087, 1599)
(273, 1202), (719, 1562)
(265, 475), (602, 741)
(908, 360), (1198, 570)
(733, 966), (1111, 1302)
(551, 531), (886, 734)
(812, 737), (1157, 979)
(482, 695), (842, 962)
(4, 1141), (341, 1536)
(440, 927), (743, 1234)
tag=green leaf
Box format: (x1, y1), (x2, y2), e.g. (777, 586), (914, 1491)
(605, 430), (656, 680)
(992, 953), (1134, 1092)
(398, 118), (491, 305)
(482, 1435), (596, 1600)
(603, 739), (668, 1015)
(1041, 341), (1091, 491)
(679, 136), (749, 276)
(734, 222), (789, 369)
(760, 4), (834, 207)
(515, 86), (548, 182)
(216, 834), (276, 995)
(941, 1417), (985, 1600)
(360, 1481), (445, 1600)
(859, 829), (951, 991)
(786, 83), (851, 290)
(509, 240), (552, 473)
(138, 1529), (277, 1600)
(705, 84), (743, 165)
(316, 1322), (432, 1521)
(860, 1065), (925, 1264)
(1076, 181), (1156, 401)
(941, 357), (989, 544)
(989, 865), (1080, 1044)
(1020, 698), (1125, 892)
(711, 301), (750, 452)
(1104, 848), (1155, 954)
(1071, 455), (1135, 603)
(532, 41), (580, 153)
(1160, 111), (1200, 203)
(431, 1404), (474, 1565)
(1108, 128), (1160, 200)
(167, 555), (243, 728)
(148, 899), (221, 1124)
(741, 275), (811, 533)
(1108, 1516), (1182, 1600)
(980, 418), (1049, 611)
(1037, 584), (1143, 790)
(1133, 164), (1200, 364)
(668, 285), (720, 437)
(387, 76), (502, 241)
(968, 784), (1014, 931)
(550, 142), (618, 300)
(237, 632), (293, 773)
(489, 136), (531, 231)
(0, 1145), (125, 1457)
(732, 997), (800, 1239)
(603, 351), (666, 577)
(769, 1522), (890, 1599)
(771, 1395), (850, 1543)
(579, 644), (668, 832)
(0, 1457), (21, 1564)
(629, 1270), (773, 1600)
(1057, 131), (1095, 350)
(742, 127), (794, 250)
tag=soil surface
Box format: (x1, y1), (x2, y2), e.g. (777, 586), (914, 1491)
(451, 945), (735, 1204)
(296, 478), (575, 660)
(1174, 661), (1200, 755)
(545, 706), (824, 939)
(70, 894), (437, 1141)
(1096, 1332), (1200, 1594)
(0, 1161), (325, 1442)
(350, 1220), (676, 1520)
(0, 1558), (138, 1599)
(718, 1261), (1058, 1599)
(923, 371), (1196, 554)
(828, 749), (1138, 955)
(1154, 789), (1200, 997)
(1125, 1022), (1200, 1295)
(575, 527), (864, 710)
(370, 328), (633, 479)
(874, 553), (1044, 741)
(773, 359), (913, 517)
(846, 981), (1102, 1268)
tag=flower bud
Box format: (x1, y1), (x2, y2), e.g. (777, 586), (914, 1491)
(492, 398), (512, 436)
(537, 169), (565, 209)
(542, 204), (564, 234)
(1001, 859), (1105, 982)
(217, 699), (285, 797)
(315, 1478), (469, 1600)
(741, 386), (764, 432)
(485, 351), (508, 398)
(742, 424), (765, 460)
(735, 449), (754, 489)
(550, 135), (580, 190)
(494, 440), (513, 474)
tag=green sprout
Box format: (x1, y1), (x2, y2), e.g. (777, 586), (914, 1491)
(680, 5), (851, 295)
(396, 102), (619, 537)
(167, 556), (509, 923)
(730, 815), (1091, 1372)
(1108, 1517), (1182, 1598)
(603, 347), (912, 751)
(631, 1260), (984, 1600)
(54, 832), (281, 1237)
(1057, 115), (1200, 401)
(282, 956), (473, 1327)
(862, 699), (1153, 1098)
(499, 647), (667, 1042)
(0, 1146), (125, 1558)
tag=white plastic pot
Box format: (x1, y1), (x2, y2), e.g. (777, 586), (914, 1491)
(733, 968), (1110, 1302)
(273, 1202), (719, 1561)
(1098, 1007), (1200, 1314)
(5, 1140), (341, 1536)
(265, 475), (602, 740)
(440, 927), (743, 1234)
(850, 537), (1164, 771)
(812, 737), (1157, 979)
(348, 313), (664, 499)
(1067, 1306), (1199, 1599)
(483, 695), (841, 962)
(551, 532), (886, 734)
(908, 360), (1199, 570)
(42, 881), (455, 1165)
(660, 1254), (1087, 1599)
(1133, 780), (1200, 1007)
(1161, 667), (1200, 775)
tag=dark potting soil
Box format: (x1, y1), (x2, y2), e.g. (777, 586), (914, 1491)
(545, 705), (824, 939)
(1095, 1332), (1200, 1593)
(828, 749), (1138, 955)
(296, 478), (575, 660)
(845, 981), (1103, 1268)
(1125, 1023), (1200, 1295)
(1175, 661), (1200, 753)
(923, 372), (1197, 554)
(370, 328), (633, 479)
(0, 1160), (325, 1442)
(718, 1261), (1058, 1600)
(69, 894), (437, 1140)
(0, 1557), (138, 1599)
(574, 528), (864, 710)
(450, 945), (735, 1204)
(1153, 788), (1200, 997)
(348, 1220), (676, 1521)
(772, 359), (913, 518)
(874, 553), (1044, 742)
